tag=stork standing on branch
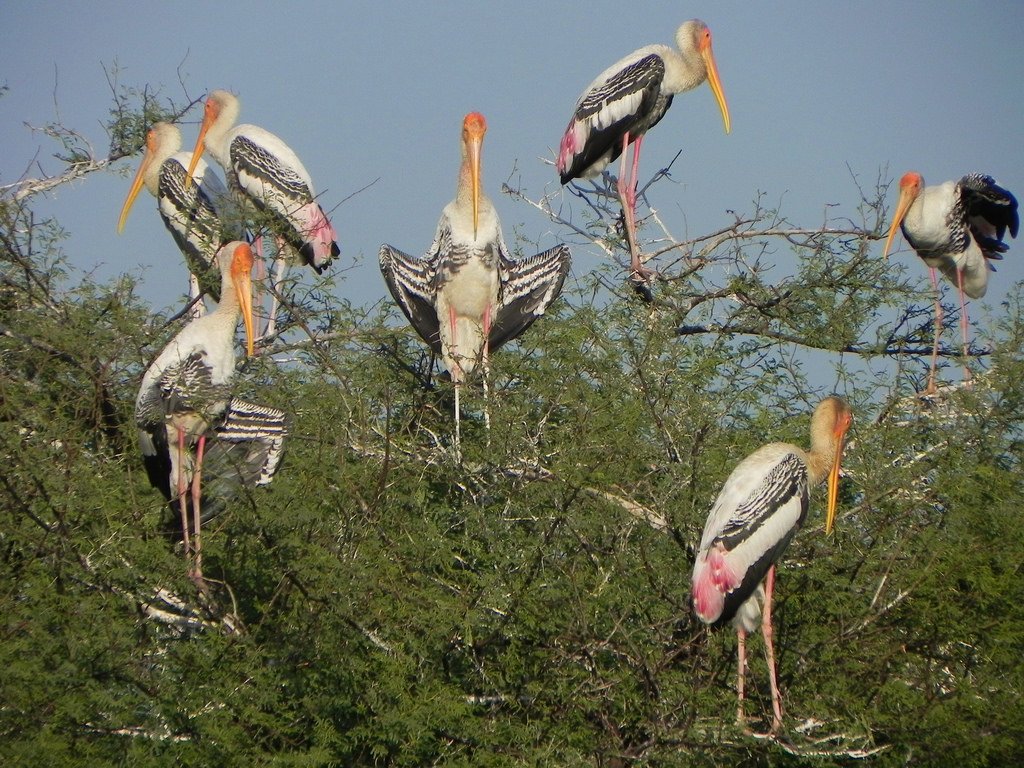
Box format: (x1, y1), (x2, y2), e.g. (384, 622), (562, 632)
(691, 397), (853, 734)
(186, 90), (340, 338)
(136, 241), (286, 585)
(117, 122), (243, 315)
(380, 112), (571, 458)
(556, 19), (730, 290)
(883, 171), (1018, 393)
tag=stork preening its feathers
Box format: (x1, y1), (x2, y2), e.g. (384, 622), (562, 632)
(691, 397), (852, 733)
(884, 171), (1018, 393)
(380, 112), (571, 457)
(556, 19), (730, 290)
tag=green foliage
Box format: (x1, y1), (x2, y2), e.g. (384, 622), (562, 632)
(2, 90), (1023, 767)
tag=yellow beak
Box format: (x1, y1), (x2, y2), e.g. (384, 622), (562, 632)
(184, 110), (214, 190)
(117, 140), (156, 233)
(231, 243), (255, 357)
(883, 185), (916, 260)
(468, 131), (482, 238)
(825, 419), (850, 535)
(702, 44), (731, 135)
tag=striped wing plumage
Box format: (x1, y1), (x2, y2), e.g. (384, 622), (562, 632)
(559, 54), (668, 182)
(230, 134), (339, 272)
(692, 449), (809, 628)
(138, 394), (288, 533)
(379, 243), (442, 355)
(490, 245), (572, 351)
(158, 159), (235, 300)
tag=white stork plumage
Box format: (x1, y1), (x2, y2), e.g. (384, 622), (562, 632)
(556, 19), (730, 288)
(379, 112), (571, 456)
(883, 172), (1018, 394)
(186, 90), (340, 338)
(136, 241), (286, 585)
(691, 396), (852, 733)
(117, 122), (243, 313)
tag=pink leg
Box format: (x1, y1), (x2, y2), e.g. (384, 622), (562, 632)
(736, 627), (748, 727)
(482, 304), (493, 443)
(176, 427), (192, 558)
(925, 267), (943, 395)
(253, 235), (270, 337)
(955, 267), (973, 384)
(762, 565), (784, 733)
(449, 305), (462, 462)
(190, 433), (207, 585)
(264, 236), (290, 339)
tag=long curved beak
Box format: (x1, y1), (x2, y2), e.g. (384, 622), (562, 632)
(825, 416), (851, 535)
(883, 186), (915, 259)
(184, 112), (213, 190)
(231, 243), (256, 357)
(117, 144), (155, 233)
(468, 131), (482, 238)
(702, 44), (731, 134)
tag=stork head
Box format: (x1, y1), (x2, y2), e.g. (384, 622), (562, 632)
(226, 241), (256, 357)
(185, 90), (236, 188)
(117, 123), (180, 233)
(817, 396), (853, 535)
(883, 171), (924, 259)
(462, 112), (487, 238)
(682, 20), (731, 135)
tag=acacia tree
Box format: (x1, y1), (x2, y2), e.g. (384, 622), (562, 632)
(1, 84), (1023, 767)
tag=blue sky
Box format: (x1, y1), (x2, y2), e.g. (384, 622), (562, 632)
(2, 2), (1022, 325)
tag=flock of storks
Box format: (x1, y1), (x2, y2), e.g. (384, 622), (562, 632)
(116, 19), (1018, 733)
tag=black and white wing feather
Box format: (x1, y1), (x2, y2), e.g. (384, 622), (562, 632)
(489, 245), (571, 352)
(198, 399), (288, 523)
(958, 174), (1019, 263)
(699, 449), (809, 626)
(158, 158), (237, 300)
(379, 243), (442, 355)
(560, 54), (669, 183)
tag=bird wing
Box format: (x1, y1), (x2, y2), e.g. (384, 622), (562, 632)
(489, 245), (572, 352)
(230, 134), (338, 271)
(159, 158), (230, 300)
(231, 133), (314, 205)
(197, 398), (289, 526)
(155, 351), (233, 421)
(559, 53), (667, 182)
(379, 243), (442, 355)
(692, 449), (809, 626)
(142, 398), (288, 534)
(959, 174), (1020, 262)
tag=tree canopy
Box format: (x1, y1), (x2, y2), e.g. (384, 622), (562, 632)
(2, 85), (1023, 767)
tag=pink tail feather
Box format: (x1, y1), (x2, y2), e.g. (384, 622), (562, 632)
(557, 120), (584, 178)
(692, 543), (740, 624)
(295, 202), (339, 272)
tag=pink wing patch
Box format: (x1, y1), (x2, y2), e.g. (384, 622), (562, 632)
(296, 202), (339, 270)
(556, 121), (579, 177)
(691, 542), (740, 624)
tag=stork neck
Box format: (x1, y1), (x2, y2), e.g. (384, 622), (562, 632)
(456, 148), (477, 209)
(204, 101), (239, 168)
(213, 270), (240, 317)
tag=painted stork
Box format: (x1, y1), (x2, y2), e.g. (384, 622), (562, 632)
(556, 19), (730, 287)
(117, 122), (243, 312)
(186, 89), (340, 338)
(379, 112), (571, 456)
(883, 172), (1018, 393)
(691, 396), (852, 733)
(135, 241), (286, 585)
